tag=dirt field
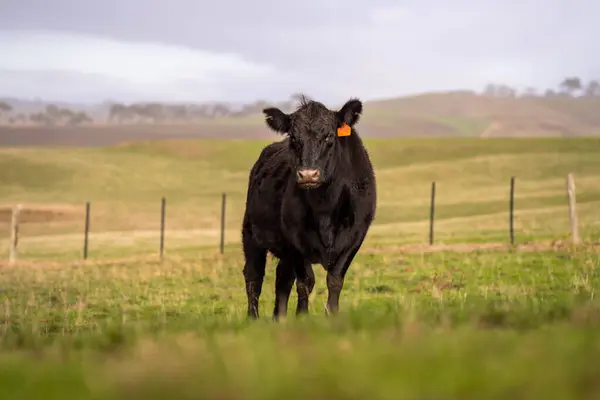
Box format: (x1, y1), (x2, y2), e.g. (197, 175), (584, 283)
(0, 124), (279, 147)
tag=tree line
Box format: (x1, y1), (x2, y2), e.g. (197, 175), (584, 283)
(105, 93), (305, 124)
(1, 78), (599, 127)
(0, 103), (93, 126)
(0, 94), (306, 126)
(482, 77), (600, 98)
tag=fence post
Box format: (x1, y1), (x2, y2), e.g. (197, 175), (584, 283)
(509, 176), (515, 245)
(160, 197), (166, 260)
(220, 193), (226, 254)
(429, 182), (436, 245)
(9, 204), (22, 264)
(83, 201), (90, 260)
(566, 173), (579, 245)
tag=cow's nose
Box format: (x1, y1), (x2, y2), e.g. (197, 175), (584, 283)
(297, 169), (320, 182)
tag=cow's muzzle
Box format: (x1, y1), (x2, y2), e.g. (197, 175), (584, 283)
(296, 169), (321, 189)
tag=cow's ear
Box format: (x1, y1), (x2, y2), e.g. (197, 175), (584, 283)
(263, 107), (290, 134)
(336, 98), (363, 127)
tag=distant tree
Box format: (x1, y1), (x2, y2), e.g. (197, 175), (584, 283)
(59, 108), (75, 121)
(142, 103), (165, 122)
(128, 103), (167, 123)
(483, 83), (498, 96)
(68, 111), (93, 125)
(42, 104), (81, 125)
(45, 104), (60, 118)
(42, 104), (62, 125)
(169, 104), (188, 121)
(128, 104), (146, 122)
(29, 112), (53, 126)
(584, 80), (600, 97)
(108, 103), (137, 123)
(544, 89), (557, 98)
(212, 103), (230, 117)
(188, 104), (210, 119)
(559, 77), (582, 96)
(0, 101), (12, 123)
(0, 101), (12, 113)
(108, 103), (122, 122)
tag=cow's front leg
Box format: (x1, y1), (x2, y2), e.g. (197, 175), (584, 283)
(295, 262), (315, 315)
(325, 246), (361, 315)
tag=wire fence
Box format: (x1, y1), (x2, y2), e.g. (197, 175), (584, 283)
(3, 173), (591, 264)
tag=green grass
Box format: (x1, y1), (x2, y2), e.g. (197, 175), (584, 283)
(1, 137), (600, 398)
(1, 247), (600, 399)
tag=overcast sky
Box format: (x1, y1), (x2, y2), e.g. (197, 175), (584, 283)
(0, 0), (598, 104)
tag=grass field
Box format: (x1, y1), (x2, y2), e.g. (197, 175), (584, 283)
(1, 137), (600, 398)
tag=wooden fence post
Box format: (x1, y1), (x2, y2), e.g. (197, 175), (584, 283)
(220, 193), (226, 254)
(9, 204), (22, 264)
(509, 176), (515, 245)
(160, 197), (166, 260)
(429, 182), (436, 245)
(83, 201), (90, 260)
(566, 173), (580, 245)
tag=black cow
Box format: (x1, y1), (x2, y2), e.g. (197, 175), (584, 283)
(241, 96), (377, 319)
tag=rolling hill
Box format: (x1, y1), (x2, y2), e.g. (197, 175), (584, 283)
(366, 91), (600, 137)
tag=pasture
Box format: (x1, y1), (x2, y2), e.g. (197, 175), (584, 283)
(1, 137), (600, 399)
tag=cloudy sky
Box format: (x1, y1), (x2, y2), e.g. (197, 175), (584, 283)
(0, 0), (597, 104)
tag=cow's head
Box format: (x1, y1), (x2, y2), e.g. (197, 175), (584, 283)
(262, 96), (362, 189)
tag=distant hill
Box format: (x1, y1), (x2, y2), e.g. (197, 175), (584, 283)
(1, 91), (600, 144)
(361, 91), (600, 137)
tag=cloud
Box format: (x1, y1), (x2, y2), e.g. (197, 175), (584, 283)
(1, 0), (599, 104)
(0, 31), (291, 102)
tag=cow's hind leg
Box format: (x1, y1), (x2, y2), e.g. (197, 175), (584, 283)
(296, 261), (315, 315)
(273, 258), (296, 320)
(242, 231), (267, 319)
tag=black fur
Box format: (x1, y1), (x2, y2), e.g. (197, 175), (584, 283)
(242, 96), (377, 319)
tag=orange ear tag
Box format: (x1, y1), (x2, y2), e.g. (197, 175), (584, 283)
(337, 123), (351, 137)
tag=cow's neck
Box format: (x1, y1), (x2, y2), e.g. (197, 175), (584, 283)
(299, 178), (345, 214)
